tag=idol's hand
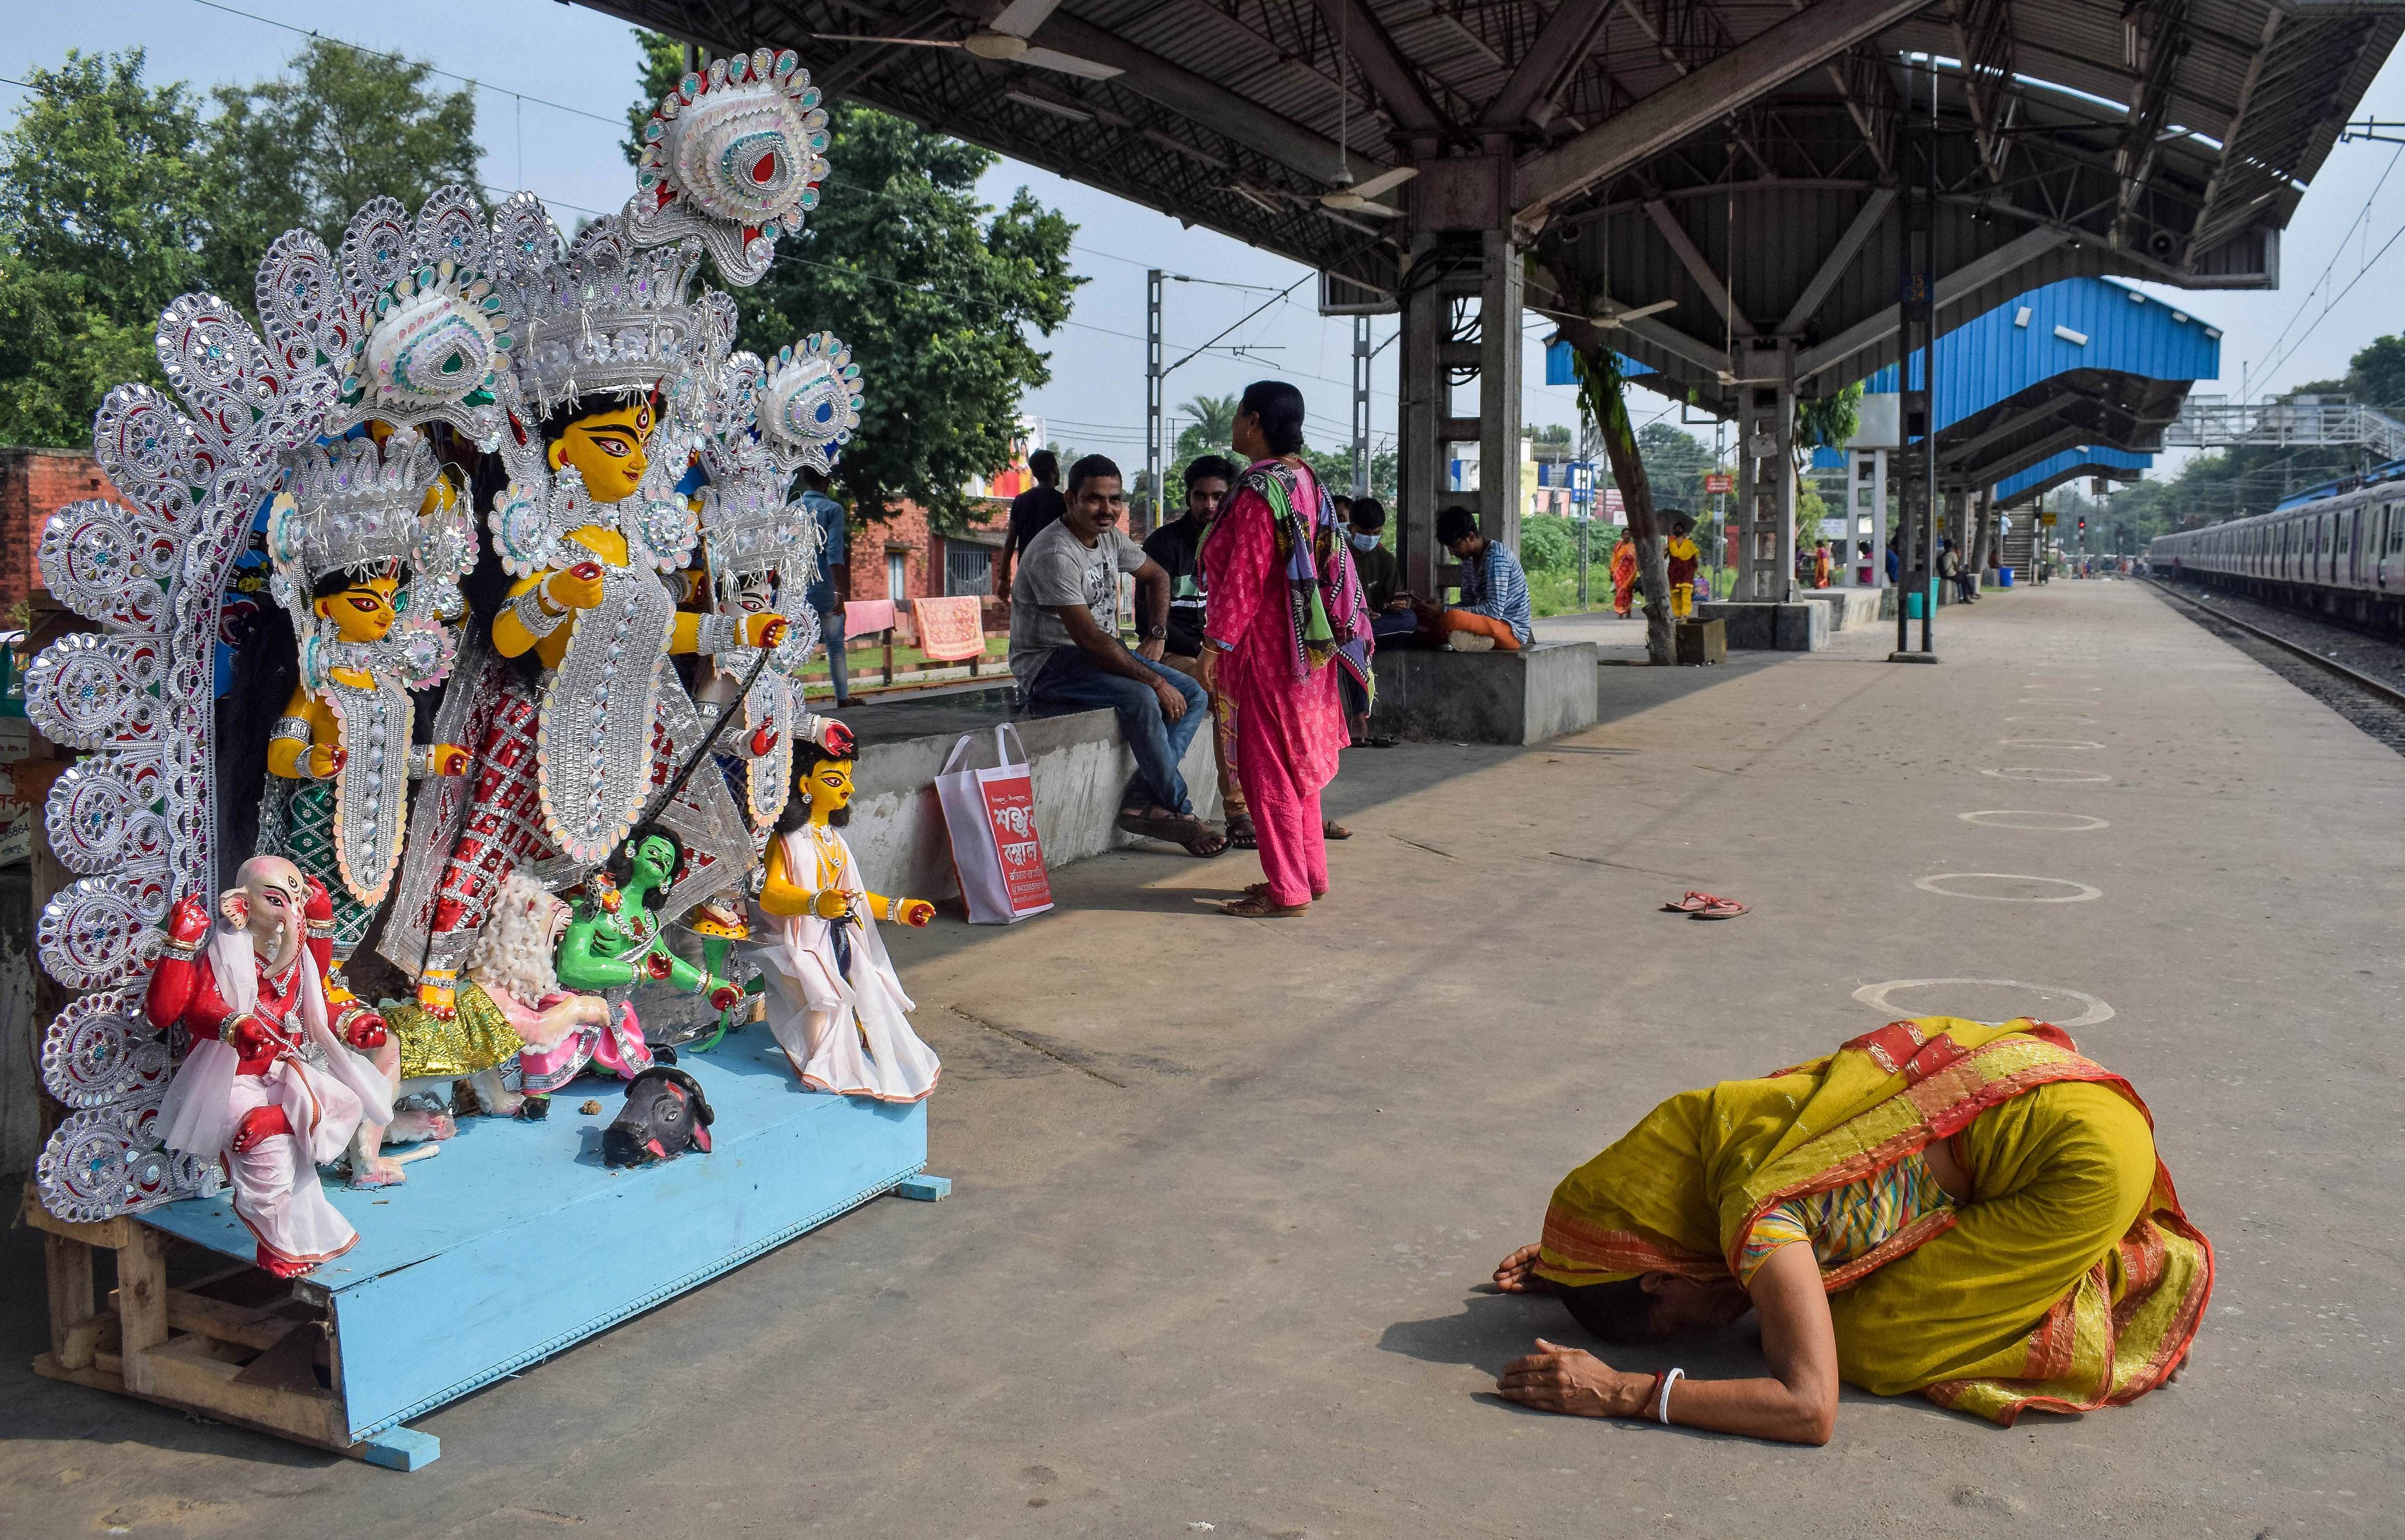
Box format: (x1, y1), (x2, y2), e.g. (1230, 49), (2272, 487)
(307, 741), (346, 779)
(165, 895), (211, 946)
(707, 981), (744, 1011)
(1496, 1341), (1649, 1419)
(742, 612), (787, 648)
(748, 725), (779, 758)
(897, 898), (935, 928)
(342, 1009), (388, 1052)
(427, 742), (470, 776)
(229, 1013), (273, 1058)
(819, 719), (855, 756)
(544, 562), (607, 612)
(644, 949), (674, 981)
(811, 889), (852, 922)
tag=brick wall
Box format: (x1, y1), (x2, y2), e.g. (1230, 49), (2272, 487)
(0, 447), (124, 620)
(839, 497), (1009, 608)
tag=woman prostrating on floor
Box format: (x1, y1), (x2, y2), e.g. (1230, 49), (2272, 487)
(1491, 1017), (2211, 1441)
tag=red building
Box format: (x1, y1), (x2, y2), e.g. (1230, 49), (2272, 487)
(2, 447), (124, 621)
(834, 496), (1012, 630)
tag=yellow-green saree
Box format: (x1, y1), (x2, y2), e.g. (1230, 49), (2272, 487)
(1535, 1017), (2212, 1425)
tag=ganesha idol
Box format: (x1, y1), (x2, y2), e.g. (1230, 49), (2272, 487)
(147, 858), (395, 1277)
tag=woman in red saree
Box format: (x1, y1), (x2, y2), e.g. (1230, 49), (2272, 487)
(1200, 381), (1364, 918)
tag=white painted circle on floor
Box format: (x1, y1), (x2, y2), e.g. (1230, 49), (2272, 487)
(2017, 698), (2099, 707)
(1915, 872), (2103, 902)
(1959, 810), (2110, 831)
(1998, 738), (2103, 749)
(1983, 766), (2113, 783)
(1852, 977), (2115, 1028)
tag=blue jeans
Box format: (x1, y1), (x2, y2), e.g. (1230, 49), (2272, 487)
(817, 600), (849, 700)
(1025, 647), (1207, 817)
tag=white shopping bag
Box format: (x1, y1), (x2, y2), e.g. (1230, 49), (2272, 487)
(936, 724), (1054, 923)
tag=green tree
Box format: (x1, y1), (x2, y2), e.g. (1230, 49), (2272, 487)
(200, 38), (481, 304)
(638, 34), (1080, 532)
(1520, 513), (1577, 574)
(623, 28), (686, 164)
(0, 50), (213, 445)
(1634, 421), (1712, 513)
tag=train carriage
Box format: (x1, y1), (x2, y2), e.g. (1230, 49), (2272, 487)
(2149, 463), (2405, 628)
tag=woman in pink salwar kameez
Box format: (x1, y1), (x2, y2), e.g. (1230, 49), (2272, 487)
(1201, 381), (1366, 918)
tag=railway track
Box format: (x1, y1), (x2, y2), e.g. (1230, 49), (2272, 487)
(2147, 579), (2405, 753)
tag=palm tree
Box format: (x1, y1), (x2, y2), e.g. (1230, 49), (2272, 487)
(1179, 392), (1240, 448)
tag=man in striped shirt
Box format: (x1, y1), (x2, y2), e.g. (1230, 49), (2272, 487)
(1410, 504), (1535, 651)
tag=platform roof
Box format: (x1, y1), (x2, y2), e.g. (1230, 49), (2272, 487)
(585, 0), (2398, 417)
(1863, 275), (2219, 490)
(1993, 442), (2151, 503)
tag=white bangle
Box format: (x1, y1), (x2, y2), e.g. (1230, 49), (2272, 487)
(1657, 1367), (1684, 1424)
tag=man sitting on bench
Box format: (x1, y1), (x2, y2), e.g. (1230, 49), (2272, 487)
(1010, 454), (1224, 857)
(1410, 504), (1535, 653)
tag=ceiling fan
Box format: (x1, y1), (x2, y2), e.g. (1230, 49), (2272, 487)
(814, 0), (1121, 80)
(1319, 164), (1417, 218)
(1591, 298), (1677, 328)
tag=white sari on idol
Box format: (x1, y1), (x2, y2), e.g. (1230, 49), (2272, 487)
(752, 826), (940, 1103)
(155, 925), (395, 1269)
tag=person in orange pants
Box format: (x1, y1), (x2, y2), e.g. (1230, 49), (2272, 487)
(1410, 505), (1534, 652)
(1609, 531), (1636, 616)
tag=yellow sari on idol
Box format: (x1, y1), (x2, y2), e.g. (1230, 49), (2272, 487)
(1535, 1017), (2212, 1425)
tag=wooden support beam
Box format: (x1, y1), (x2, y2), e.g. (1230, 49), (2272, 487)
(1310, 0), (1448, 135)
(1515, 0), (1935, 224)
(1480, 0), (1616, 130)
(1777, 188), (1895, 336)
(1032, 15), (1367, 186)
(1645, 199), (1754, 337)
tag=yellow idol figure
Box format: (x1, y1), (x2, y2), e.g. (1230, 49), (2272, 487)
(752, 747), (941, 1102)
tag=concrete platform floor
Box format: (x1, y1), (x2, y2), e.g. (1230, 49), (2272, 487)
(6, 580), (2400, 1537)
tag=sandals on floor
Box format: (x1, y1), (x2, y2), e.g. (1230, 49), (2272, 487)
(1349, 733), (1399, 749)
(1222, 891), (1309, 917)
(1663, 890), (1748, 918)
(1224, 816), (1258, 850)
(1323, 822), (1352, 840)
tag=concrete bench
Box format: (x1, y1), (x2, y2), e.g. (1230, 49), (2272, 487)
(836, 685), (1223, 906)
(1693, 600), (1829, 651)
(1797, 588), (1884, 631)
(1368, 640), (1600, 744)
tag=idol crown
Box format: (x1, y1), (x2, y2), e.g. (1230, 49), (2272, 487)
(509, 212), (711, 414)
(273, 433), (444, 586)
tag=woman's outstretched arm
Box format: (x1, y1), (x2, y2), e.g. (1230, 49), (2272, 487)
(1494, 1243), (1840, 1445)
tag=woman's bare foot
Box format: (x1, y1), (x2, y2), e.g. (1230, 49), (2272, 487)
(350, 1154), (409, 1189)
(386, 1109), (457, 1144)
(1493, 1242), (1563, 1294)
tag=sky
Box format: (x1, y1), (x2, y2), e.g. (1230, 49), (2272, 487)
(12, 0), (2405, 481)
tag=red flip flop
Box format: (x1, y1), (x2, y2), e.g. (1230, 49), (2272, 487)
(1662, 891), (1719, 913)
(1694, 897), (1749, 919)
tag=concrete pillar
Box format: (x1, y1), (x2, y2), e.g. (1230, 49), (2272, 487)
(1395, 231), (1518, 600)
(1735, 338), (1797, 602)
(1398, 234), (1445, 599)
(1478, 227), (1524, 555)
(1851, 448), (1888, 587)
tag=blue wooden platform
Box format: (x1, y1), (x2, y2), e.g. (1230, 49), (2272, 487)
(139, 1039), (927, 1456)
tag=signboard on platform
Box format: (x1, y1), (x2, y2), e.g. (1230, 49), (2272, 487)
(2040, 512), (2059, 526)
(1704, 472), (1734, 494)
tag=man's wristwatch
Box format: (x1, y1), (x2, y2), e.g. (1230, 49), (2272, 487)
(1142, 625), (1167, 640)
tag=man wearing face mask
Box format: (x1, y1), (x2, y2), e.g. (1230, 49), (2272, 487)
(1342, 497), (1406, 747)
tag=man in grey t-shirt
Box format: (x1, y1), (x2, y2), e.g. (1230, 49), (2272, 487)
(1009, 454), (1221, 855)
